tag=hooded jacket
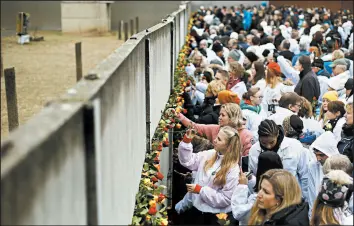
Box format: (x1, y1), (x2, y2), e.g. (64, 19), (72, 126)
(263, 201), (309, 226)
(307, 131), (340, 218)
(294, 67), (321, 102)
(249, 137), (309, 200)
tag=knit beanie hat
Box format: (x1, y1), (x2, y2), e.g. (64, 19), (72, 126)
(230, 32), (238, 40)
(245, 51), (259, 63)
(217, 90), (241, 105)
(322, 91), (339, 101)
(283, 115), (304, 137)
(228, 50), (241, 61)
(312, 58), (324, 69)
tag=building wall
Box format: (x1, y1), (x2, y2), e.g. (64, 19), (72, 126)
(110, 1), (182, 32)
(1, 1), (183, 34)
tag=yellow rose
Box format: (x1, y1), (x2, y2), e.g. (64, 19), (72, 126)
(216, 213), (228, 220)
(160, 218), (168, 226)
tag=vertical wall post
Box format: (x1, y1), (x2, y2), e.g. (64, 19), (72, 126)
(4, 68), (19, 132)
(1, 50), (3, 78)
(83, 102), (98, 225)
(124, 22), (129, 41)
(135, 17), (139, 33)
(170, 21), (174, 93)
(75, 42), (83, 81)
(118, 20), (122, 40)
(145, 38), (151, 152)
(130, 19), (134, 36)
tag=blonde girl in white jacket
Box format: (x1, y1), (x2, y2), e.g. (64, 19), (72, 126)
(175, 126), (242, 224)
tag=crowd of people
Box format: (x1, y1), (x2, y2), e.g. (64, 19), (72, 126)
(171, 2), (353, 226)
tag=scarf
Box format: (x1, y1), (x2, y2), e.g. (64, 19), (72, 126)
(226, 78), (240, 90)
(240, 100), (261, 114)
(260, 126), (285, 153)
(324, 117), (342, 132)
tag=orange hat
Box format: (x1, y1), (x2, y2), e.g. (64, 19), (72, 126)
(267, 62), (281, 74)
(217, 90), (240, 105)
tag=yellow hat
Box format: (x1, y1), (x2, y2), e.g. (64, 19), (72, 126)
(322, 91), (338, 102)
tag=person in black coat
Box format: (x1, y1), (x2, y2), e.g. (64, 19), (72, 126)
(248, 169), (309, 226)
(197, 90), (240, 125)
(338, 102), (353, 163)
(294, 55), (320, 102)
(279, 40), (295, 61)
(273, 28), (285, 50)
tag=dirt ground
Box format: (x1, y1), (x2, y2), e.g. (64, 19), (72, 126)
(1, 31), (124, 138)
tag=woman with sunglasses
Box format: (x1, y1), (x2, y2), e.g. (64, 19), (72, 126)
(240, 87), (267, 140)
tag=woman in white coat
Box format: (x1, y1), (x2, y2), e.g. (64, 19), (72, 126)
(240, 87), (267, 140)
(231, 151), (283, 225)
(262, 61), (291, 116)
(248, 119), (310, 200)
(175, 126), (241, 225)
(311, 170), (353, 225)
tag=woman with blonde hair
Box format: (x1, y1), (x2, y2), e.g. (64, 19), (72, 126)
(177, 103), (253, 156)
(319, 90), (339, 125)
(311, 170), (353, 226)
(226, 61), (248, 98)
(248, 169), (309, 225)
(175, 126), (242, 224)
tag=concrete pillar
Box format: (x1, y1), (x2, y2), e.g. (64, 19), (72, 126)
(61, 1), (114, 33)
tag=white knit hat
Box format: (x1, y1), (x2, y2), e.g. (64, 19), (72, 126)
(230, 32), (238, 40)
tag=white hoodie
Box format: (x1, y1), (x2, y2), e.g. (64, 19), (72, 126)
(328, 70), (350, 91)
(307, 131), (340, 217)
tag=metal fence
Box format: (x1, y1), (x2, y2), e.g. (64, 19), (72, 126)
(0, 1), (190, 225)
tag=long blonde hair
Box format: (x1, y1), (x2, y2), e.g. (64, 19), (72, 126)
(248, 169), (302, 225)
(311, 170), (352, 226)
(204, 126), (241, 186)
(221, 103), (244, 129)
